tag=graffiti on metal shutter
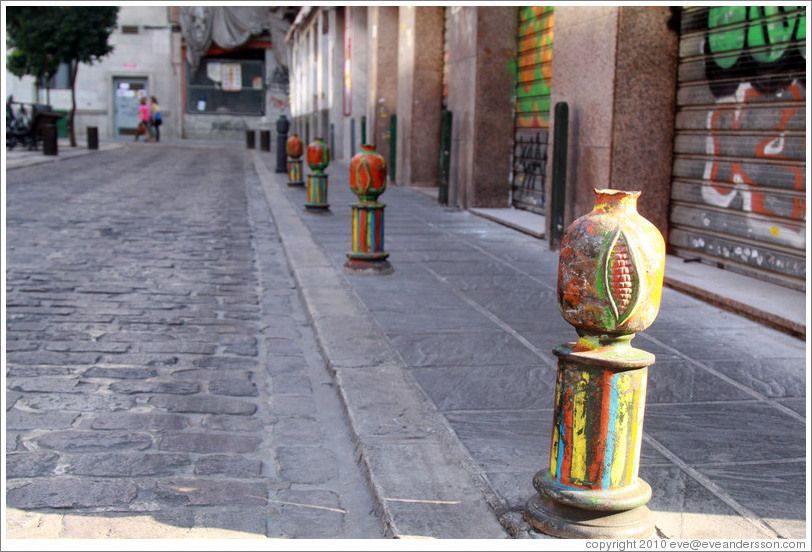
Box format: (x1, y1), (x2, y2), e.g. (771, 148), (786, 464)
(670, 6), (806, 286)
(510, 6), (554, 214)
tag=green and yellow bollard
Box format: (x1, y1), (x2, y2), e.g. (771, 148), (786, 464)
(304, 137), (330, 213)
(344, 144), (392, 275)
(286, 133), (304, 186)
(525, 189), (666, 539)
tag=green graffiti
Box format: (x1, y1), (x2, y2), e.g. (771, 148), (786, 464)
(516, 96), (551, 116)
(511, 6), (554, 127)
(748, 7), (799, 63)
(708, 6), (806, 69)
(708, 6), (746, 68)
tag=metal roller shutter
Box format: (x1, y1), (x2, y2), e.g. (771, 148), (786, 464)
(511, 6), (554, 214)
(670, 6), (806, 290)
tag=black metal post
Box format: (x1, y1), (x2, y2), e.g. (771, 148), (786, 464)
(43, 124), (58, 156)
(350, 118), (356, 159)
(549, 102), (569, 250)
(439, 110), (452, 205)
(275, 115), (290, 173)
(389, 115), (397, 184)
(87, 126), (99, 150)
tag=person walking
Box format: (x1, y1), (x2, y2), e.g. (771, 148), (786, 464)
(150, 96), (162, 142)
(135, 96), (154, 142)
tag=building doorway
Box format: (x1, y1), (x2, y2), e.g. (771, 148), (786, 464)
(113, 77), (148, 137)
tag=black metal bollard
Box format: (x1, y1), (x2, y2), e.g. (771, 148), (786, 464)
(260, 130), (271, 152)
(87, 126), (99, 150)
(275, 115), (290, 173)
(246, 130), (256, 149)
(43, 124), (58, 156)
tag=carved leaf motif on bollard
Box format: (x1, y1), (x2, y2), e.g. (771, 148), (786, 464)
(350, 144), (387, 201)
(286, 134), (304, 186)
(304, 138), (330, 211)
(306, 137), (330, 174)
(286, 133), (303, 158)
(345, 144), (392, 274)
(558, 189), (665, 341)
(525, 189), (665, 539)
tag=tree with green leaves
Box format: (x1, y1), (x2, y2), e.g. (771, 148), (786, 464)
(6, 6), (119, 146)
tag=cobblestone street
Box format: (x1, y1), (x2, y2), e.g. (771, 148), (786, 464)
(5, 143), (383, 538)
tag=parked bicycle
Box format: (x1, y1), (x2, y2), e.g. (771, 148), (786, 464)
(6, 97), (33, 150)
(6, 97), (63, 151)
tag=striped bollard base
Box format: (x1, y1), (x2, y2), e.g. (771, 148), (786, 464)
(524, 336), (655, 538)
(344, 202), (392, 275)
(287, 159), (304, 186)
(304, 173), (330, 213)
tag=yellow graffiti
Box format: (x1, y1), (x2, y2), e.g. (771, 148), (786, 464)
(549, 374), (561, 476)
(609, 375), (631, 487)
(626, 374), (646, 484)
(570, 372), (589, 482)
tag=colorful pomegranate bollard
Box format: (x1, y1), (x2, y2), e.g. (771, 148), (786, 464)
(304, 137), (330, 212)
(286, 133), (304, 186)
(525, 189), (665, 539)
(345, 144), (392, 275)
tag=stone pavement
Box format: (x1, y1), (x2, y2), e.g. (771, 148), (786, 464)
(251, 149), (807, 540)
(4, 142), (382, 539)
(3, 141), (808, 543)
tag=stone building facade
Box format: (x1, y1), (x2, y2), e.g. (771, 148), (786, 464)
(286, 6), (678, 234)
(285, 6), (806, 291)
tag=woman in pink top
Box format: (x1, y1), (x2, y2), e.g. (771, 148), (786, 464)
(135, 96), (154, 142)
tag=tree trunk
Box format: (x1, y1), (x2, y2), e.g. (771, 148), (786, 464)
(69, 61), (78, 147)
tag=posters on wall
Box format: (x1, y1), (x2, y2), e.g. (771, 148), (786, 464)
(207, 62), (222, 82)
(222, 63), (242, 91)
